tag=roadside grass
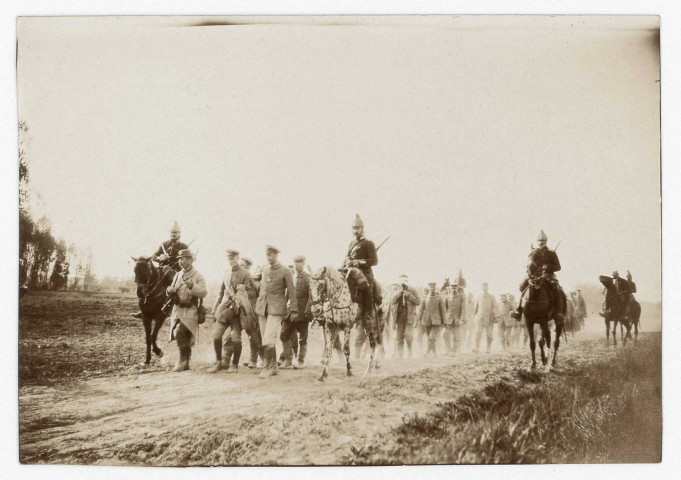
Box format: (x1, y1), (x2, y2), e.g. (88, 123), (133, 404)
(347, 334), (661, 464)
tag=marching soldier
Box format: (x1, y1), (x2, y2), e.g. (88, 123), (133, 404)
(419, 282), (447, 358)
(511, 230), (564, 323)
(255, 245), (297, 379)
(210, 249), (258, 373)
(237, 256), (264, 368)
(444, 280), (467, 355)
(166, 249), (207, 372)
(280, 255), (312, 369)
(391, 274), (420, 359)
(130, 220), (189, 318)
(498, 294), (514, 350)
(472, 282), (500, 354)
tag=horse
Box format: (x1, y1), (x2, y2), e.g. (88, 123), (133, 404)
(599, 276), (632, 346)
(522, 274), (565, 368)
(131, 256), (174, 364)
(629, 297), (641, 343)
(309, 266), (358, 381)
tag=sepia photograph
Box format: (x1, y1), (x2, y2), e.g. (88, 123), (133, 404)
(12, 11), (665, 469)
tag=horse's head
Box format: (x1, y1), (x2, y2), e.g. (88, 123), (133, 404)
(131, 256), (155, 298)
(309, 267), (329, 316)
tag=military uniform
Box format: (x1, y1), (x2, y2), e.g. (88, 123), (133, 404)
(390, 282), (420, 358)
(280, 258), (312, 368)
(212, 253), (258, 372)
(419, 287), (447, 357)
(499, 295), (514, 349)
(472, 289), (499, 353)
(344, 214), (383, 356)
(167, 251), (207, 371)
(255, 246), (297, 377)
(153, 239), (189, 272)
(444, 287), (466, 354)
(512, 231), (564, 323)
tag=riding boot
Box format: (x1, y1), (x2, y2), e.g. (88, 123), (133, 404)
(228, 343), (242, 373)
(272, 346), (279, 375)
(294, 344), (307, 369)
(510, 305), (523, 321)
(208, 339), (223, 373)
(173, 347), (189, 372)
(259, 346), (276, 378)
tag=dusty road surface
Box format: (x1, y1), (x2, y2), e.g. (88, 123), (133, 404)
(19, 291), (655, 465)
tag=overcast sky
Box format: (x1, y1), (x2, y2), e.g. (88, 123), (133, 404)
(17, 15), (661, 301)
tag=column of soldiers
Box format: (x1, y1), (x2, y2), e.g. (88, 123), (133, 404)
(153, 221), (592, 373)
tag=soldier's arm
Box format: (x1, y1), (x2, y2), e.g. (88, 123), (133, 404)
(285, 270), (298, 313)
(213, 281), (225, 311)
(189, 273), (208, 299)
(152, 243), (165, 261)
(547, 251), (561, 273)
(439, 297), (447, 319)
(405, 289), (420, 305)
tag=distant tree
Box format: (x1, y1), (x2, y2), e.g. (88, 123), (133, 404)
(49, 238), (69, 290)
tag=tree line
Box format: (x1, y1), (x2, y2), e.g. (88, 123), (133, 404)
(19, 121), (97, 291)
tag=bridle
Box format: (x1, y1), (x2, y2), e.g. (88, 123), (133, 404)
(310, 274), (353, 326)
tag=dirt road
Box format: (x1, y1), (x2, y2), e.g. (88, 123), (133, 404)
(19, 291), (648, 465)
(20, 335), (608, 465)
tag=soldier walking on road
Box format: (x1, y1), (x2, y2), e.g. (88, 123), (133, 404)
(210, 249), (258, 373)
(279, 255), (312, 369)
(419, 282), (447, 358)
(391, 274), (420, 359)
(167, 249), (207, 372)
(255, 245), (297, 379)
(472, 282), (500, 354)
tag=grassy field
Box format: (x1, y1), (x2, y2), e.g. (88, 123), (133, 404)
(18, 290), (662, 465)
(346, 335), (662, 464)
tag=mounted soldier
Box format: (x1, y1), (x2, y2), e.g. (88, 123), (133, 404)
(130, 221), (189, 319)
(342, 214), (382, 308)
(511, 230), (565, 324)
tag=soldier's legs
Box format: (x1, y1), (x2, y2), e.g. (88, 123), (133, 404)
(442, 325), (451, 353)
(474, 323), (484, 352)
(259, 314), (283, 377)
(511, 280), (529, 320)
(452, 325), (462, 354)
(486, 325), (494, 352)
(173, 323), (192, 371)
(428, 325), (443, 356)
(229, 314), (244, 369)
(280, 317), (295, 362)
(243, 320), (262, 367)
(395, 320), (406, 358)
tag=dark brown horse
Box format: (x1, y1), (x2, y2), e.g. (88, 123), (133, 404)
(599, 276), (632, 345)
(131, 256), (174, 364)
(522, 274), (565, 368)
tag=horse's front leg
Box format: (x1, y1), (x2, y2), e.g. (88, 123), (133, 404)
(317, 325), (333, 382)
(151, 314), (165, 358)
(344, 324), (353, 377)
(552, 322), (562, 366)
(612, 320), (618, 346)
(528, 321), (537, 369)
(539, 323), (548, 366)
(142, 315), (152, 365)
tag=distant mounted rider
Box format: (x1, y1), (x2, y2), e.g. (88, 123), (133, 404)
(511, 230), (564, 323)
(130, 220), (189, 319)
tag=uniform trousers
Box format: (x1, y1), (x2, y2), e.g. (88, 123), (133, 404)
(259, 314), (284, 347)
